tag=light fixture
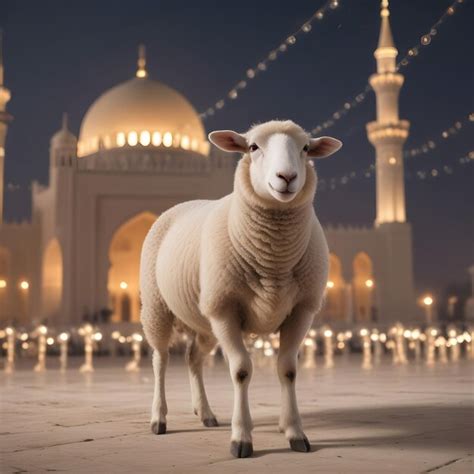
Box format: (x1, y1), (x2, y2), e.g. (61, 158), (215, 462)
(20, 280), (29, 290)
(120, 281), (128, 290)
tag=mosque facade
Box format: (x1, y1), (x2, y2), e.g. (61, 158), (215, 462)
(0, 4), (418, 330)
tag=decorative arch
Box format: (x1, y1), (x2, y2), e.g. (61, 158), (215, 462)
(108, 211), (157, 323)
(325, 253), (346, 320)
(352, 252), (375, 323)
(41, 238), (63, 318)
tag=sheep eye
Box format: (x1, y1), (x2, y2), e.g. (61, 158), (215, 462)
(249, 143), (259, 152)
(303, 144), (309, 153)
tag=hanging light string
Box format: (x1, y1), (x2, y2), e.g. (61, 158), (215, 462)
(199, 0), (341, 120)
(318, 149), (474, 192)
(310, 0), (466, 136)
(405, 111), (473, 159)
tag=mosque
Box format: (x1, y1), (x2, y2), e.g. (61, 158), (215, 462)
(0, 2), (418, 330)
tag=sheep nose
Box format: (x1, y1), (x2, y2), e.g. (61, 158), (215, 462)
(276, 172), (297, 185)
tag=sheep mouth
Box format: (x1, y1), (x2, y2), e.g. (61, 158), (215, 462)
(268, 183), (295, 195)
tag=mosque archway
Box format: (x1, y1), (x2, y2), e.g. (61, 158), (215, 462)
(108, 211), (157, 323)
(41, 238), (63, 319)
(325, 253), (346, 321)
(352, 252), (375, 323)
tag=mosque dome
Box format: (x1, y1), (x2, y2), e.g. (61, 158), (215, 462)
(78, 46), (208, 157)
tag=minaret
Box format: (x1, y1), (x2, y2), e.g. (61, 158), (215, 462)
(367, 1), (410, 225)
(0, 31), (13, 224)
(136, 44), (148, 78)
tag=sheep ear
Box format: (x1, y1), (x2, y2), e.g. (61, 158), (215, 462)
(308, 136), (342, 159)
(208, 130), (248, 153)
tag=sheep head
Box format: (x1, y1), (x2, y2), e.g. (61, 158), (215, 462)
(209, 120), (342, 204)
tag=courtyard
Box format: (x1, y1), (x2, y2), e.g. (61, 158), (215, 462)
(1, 356), (473, 473)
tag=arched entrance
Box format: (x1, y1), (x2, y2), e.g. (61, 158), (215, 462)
(108, 211), (157, 323)
(41, 238), (63, 319)
(352, 252), (375, 323)
(325, 253), (346, 320)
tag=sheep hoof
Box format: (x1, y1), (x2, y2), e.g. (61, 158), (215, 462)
(203, 417), (219, 427)
(289, 435), (311, 452)
(230, 440), (253, 458)
(151, 421), (167, 435)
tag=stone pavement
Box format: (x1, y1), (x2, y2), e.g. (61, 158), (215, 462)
(1, 356), (473, 473)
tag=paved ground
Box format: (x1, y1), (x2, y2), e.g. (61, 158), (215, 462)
(1, 355), (473, 473)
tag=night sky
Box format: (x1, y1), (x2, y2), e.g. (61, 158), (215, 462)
(1, 0), (473, 295)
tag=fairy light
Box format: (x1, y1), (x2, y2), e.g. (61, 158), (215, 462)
(4, 327), (15, 373)
(79, 324), (95, 373)
(34, 325), (48, 372)
(126, 333), (144, 372)
(360, 328), (372, 369)
(200, 0), (341, 119)
(323, 327), (334, 368)
(309, 0), (465, 135)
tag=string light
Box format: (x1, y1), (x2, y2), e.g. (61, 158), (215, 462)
(318, 150), (473, 193)
(404, 112), (473, 159)
(199, 0), (341, 120)
(309, 0), (465, 135)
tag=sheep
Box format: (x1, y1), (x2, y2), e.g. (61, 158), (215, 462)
(140, 119), (342, 457)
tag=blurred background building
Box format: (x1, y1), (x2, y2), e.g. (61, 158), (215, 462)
(0, 5), (421, 329)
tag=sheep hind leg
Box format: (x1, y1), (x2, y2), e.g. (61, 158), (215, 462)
(185, 332), (219, 427)
(141, 298), (174, 436)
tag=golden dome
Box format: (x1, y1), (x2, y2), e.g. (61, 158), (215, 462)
(78, 75), (208, 157)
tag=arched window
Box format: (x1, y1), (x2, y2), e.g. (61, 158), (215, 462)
(325, 253), (346, 321)
(352, 252), (375, 323)
(108, 211), (157, 323)
(41, 238), (63, 319)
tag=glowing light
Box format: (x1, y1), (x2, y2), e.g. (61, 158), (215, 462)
(119, 281), (128, 290)
(93, 332), (103, 341)
(139, 131), (151, 146)
(118, 336), (126, 344)
(345, 331), (353, 339)
(22, 342), (29, 350)
(0, 279), (6, 288)
(46, 337), (54, 345)
(254, 338), (264, 349)
(326, 280), (335, 289)
(38, 325), (47, 335)
(111, 331), (121, 340)
(304, 337), (314, 347)
(360, 328), (369, 337)
(117, 132), (126, 147)
(20, 333), (28, 341)
(324, 329), (333, 338)
(163, 132), (173, 147)
(151, 132), (162, 146)
(379, 333), (387, 343)
(127, 131), (138, 146)
(370, 333), (379, 342)
(264, 347), (274, 357)
(309, 329), (317, 338)
(132, 333), (143, 342)
(191, 138), (198, 151)
(59, 332), (69, 342)
(430, 329), (438, 337)
(181, 135), (190, 150)
(20, 280), (29, 290)
(389, 157), (397, 165)
(365, 279), (374, 288)
(403, 330), (412, 338)
(5, 327), (13, 336)
(423, 295), (433, 306)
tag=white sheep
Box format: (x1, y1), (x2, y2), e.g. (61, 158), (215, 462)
(140, 120), (342, 457)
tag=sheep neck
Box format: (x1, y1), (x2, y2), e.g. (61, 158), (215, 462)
(229, 157), (315, 283)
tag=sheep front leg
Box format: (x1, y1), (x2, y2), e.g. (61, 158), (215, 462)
(278, 307), (314, 452)
(210, 315), (254, 458)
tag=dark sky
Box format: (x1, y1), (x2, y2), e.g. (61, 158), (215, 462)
(1, 0), (473, 295)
